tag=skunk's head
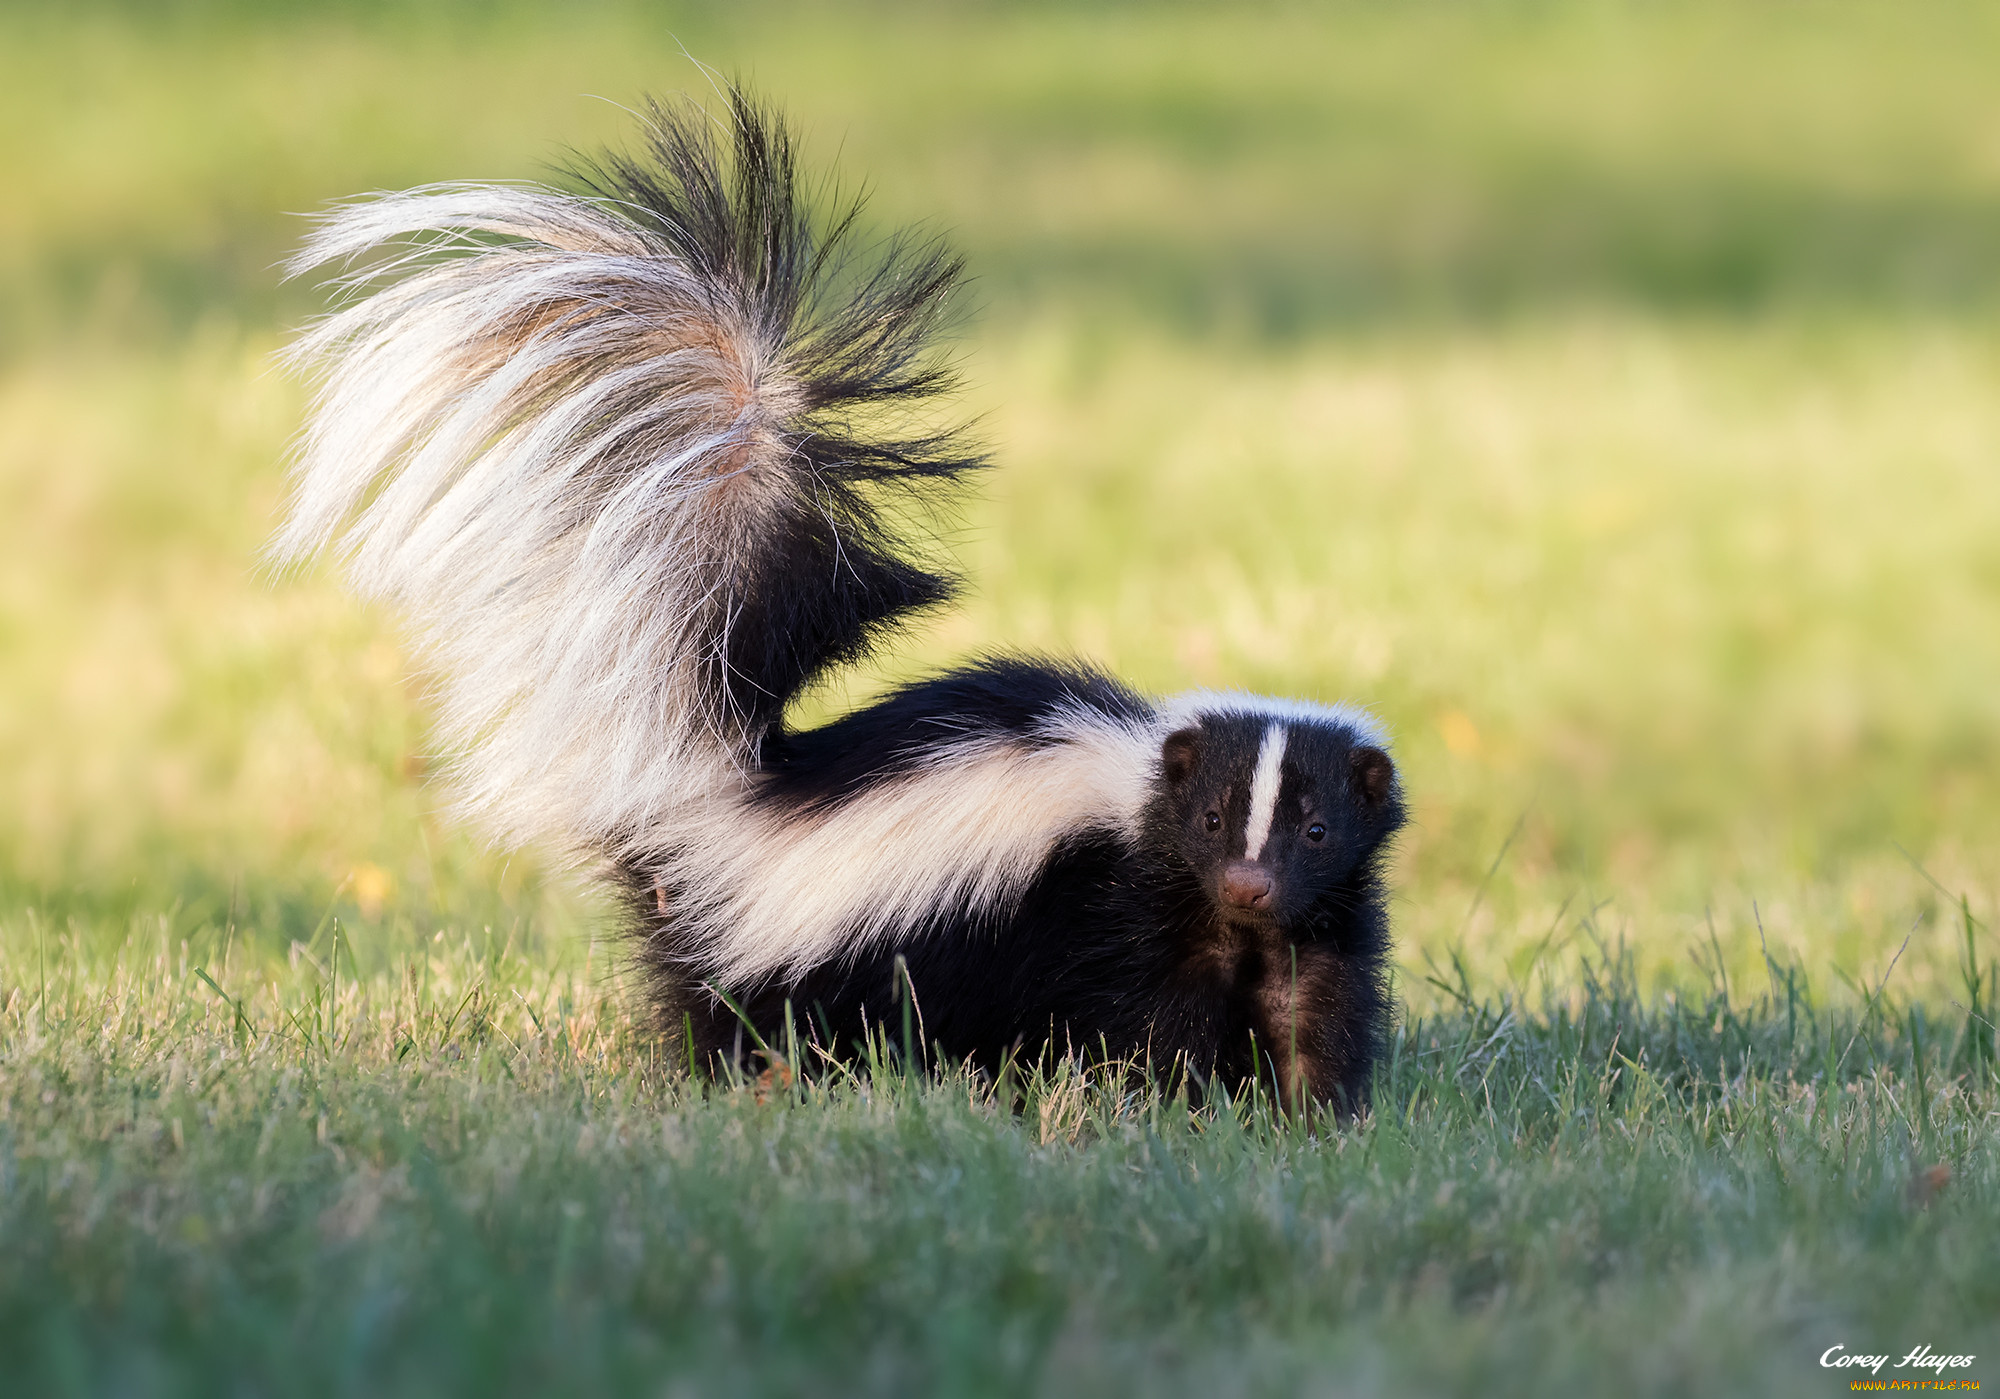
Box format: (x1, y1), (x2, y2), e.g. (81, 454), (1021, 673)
(1153, 703), (1404, 933)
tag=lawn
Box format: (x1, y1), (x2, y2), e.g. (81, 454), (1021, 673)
(3, 2), (1999, 1394)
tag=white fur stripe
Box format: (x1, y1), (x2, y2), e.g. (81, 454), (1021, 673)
(1242, 723), (1288, 861)
(1159, 689), (1388, 747)
(275, 185), (800, 852)
(661, 705), (1166, 983)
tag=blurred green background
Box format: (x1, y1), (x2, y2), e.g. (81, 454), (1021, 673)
(4, 0), (1998, 1001)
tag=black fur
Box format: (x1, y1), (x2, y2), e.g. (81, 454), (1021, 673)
(572, 90), (985, 736)
(636, 665), (1406, 1114)
(755, 656), (1153, 811)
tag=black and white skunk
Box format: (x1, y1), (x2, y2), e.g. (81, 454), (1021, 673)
(275, 89), (1406, 1111)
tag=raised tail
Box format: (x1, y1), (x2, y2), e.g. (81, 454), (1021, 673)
(274, 88), (983, 856)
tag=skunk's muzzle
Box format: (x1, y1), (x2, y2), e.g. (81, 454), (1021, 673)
(1221, 861), (1275, 912)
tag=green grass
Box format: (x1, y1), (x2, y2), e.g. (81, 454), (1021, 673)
(4, 1), (2000, 1393)
(6, 913), (1998, 1396)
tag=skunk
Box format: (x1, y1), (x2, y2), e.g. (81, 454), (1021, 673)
(275, 88), (1407, 1111)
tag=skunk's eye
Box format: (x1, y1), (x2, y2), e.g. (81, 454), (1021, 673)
(1306, 823), (1327, 843)
(1204, 811), (1222, 833)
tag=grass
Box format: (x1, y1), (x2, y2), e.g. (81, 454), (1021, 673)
(4, 1), (2000, 1393)
(6, 912), (1998, 1396)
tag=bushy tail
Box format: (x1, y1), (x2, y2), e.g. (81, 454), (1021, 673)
(274, 88), (983, 855)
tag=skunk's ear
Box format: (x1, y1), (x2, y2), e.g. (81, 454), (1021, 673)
(1349, 745), (1395, 807)
(1160, 728), (1202, 787)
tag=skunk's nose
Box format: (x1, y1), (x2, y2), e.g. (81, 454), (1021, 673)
(1221, 862), (1274, 911)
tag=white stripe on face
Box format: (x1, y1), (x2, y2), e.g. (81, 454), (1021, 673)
(1241, 722), (1289, 861)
